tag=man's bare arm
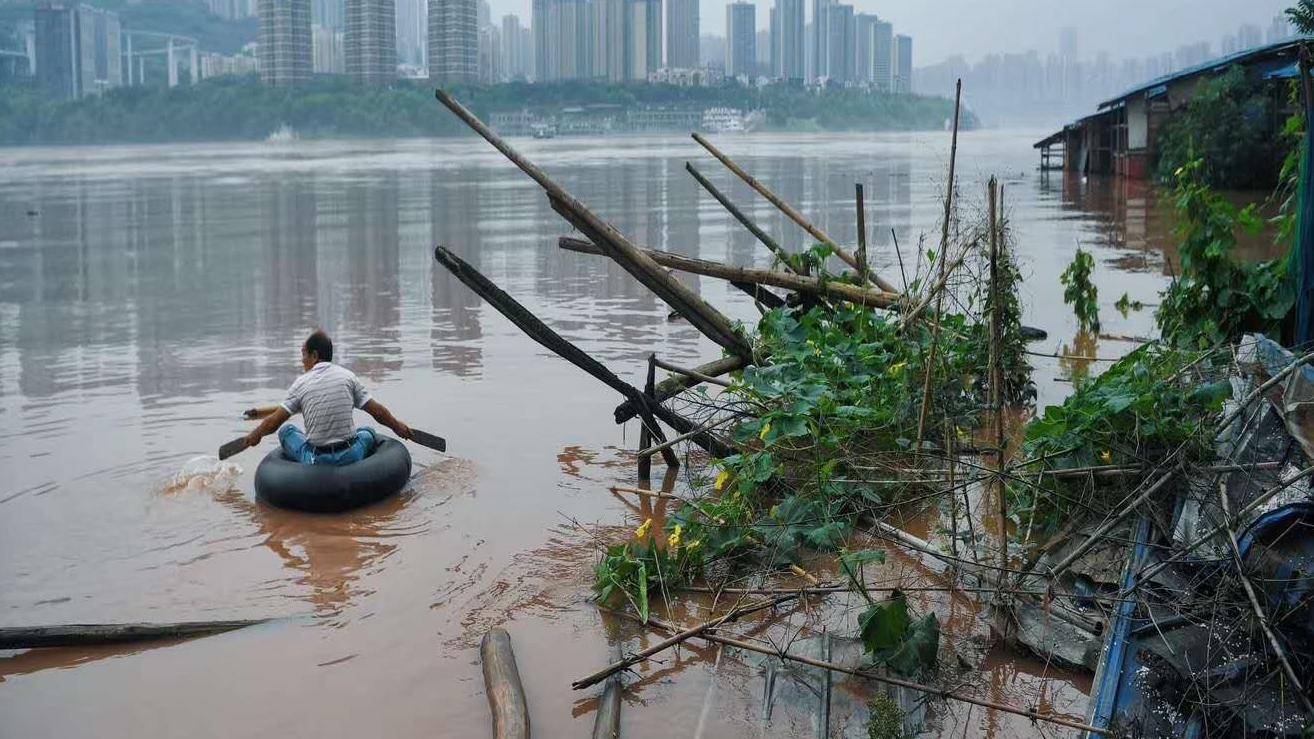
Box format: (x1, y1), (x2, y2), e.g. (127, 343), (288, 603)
(245, 406), (291, 448)
(363, 399), (412, 439)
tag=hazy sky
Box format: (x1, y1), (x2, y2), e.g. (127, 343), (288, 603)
(489, 0), (1295, 67)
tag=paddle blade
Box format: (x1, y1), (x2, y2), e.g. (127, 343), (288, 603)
(410, 429), (446, 453)
(218, 436), (249, 461)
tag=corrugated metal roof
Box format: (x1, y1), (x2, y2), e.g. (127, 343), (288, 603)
(1097, 37), (1310, 110)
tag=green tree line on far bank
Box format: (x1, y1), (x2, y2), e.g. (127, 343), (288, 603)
(0, 75), (973, 146)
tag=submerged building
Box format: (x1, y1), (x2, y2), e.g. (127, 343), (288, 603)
(1034, 38), (1306, 179)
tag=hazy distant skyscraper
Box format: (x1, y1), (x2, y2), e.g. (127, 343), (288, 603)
(532, 0), (548, 79)
(1269, 14), (1295, 44)
(811, 0), (830, 81)
(501, 14), (530, 79)
(314, 0), (343, 28)
(894, 33), (911, 93)
(854, 12), (875, 82)
(871, 18), (892, 90)
(429, 0), (477, 82)
(768, 6), (778, 76)
(1059, 26), (1077, 62)
(725, 1), (754, 78)
(825, 3), (852, 83)
(259, 0), (313, 85)
(35, 3), (121, 99)
(776, 0), (802, 80)
(345, 0), (395, 83)
(666, 0), (698, 68)
(313, 22), (345, 72)
(395, 0), (424, 65)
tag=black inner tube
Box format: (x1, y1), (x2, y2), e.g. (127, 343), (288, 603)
(254, 437), (411, 513)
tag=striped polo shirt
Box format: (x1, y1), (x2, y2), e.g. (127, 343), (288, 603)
(281, 362), (372, 446)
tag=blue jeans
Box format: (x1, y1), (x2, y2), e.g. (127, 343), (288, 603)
(279, 425), (377, 466)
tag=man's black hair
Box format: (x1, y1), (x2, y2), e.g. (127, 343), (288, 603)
(304, 330), (333, 362)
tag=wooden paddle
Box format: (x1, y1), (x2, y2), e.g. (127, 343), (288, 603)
(219, 414), (447, 460)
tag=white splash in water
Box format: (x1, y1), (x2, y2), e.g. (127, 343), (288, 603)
(167, 455), (242, 495)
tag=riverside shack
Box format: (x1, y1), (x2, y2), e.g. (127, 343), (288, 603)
(1035, 38), (1308, 178)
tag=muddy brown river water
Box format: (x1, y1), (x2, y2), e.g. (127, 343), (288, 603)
(0, 130), (1206, 737)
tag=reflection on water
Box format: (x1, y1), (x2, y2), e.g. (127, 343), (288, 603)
(0, 132), (1231, 737)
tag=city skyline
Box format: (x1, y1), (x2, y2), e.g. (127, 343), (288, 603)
(482, 0), (1294, 67)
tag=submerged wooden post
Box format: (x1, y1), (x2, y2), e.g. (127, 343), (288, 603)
(0, 619), (269, 649)
(691, 132), (897, 293)
(481, 628), (531, 739)
(613, 355), (748, 424)
(638, 354), (655, 481)
(591, 643), (624, 739)
(855, 184), (868, 286)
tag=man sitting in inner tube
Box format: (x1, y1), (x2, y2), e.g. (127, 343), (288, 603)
(242, 330), (412, 465)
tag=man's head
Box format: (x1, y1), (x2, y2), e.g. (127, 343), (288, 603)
(302, 330), (333, 370)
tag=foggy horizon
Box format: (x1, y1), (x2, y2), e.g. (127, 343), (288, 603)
(486, 0), (1295, 69)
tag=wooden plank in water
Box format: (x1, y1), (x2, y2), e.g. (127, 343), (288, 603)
(0, 619), (268, 649)
(481, 628), (531, 739)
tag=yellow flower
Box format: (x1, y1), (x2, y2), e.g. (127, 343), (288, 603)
(686, 540), (702, 551)
(635, 518), (652, 539)
(1100, 450), (1112, 464)
(715, 470), (731, 491)
(758, 422), (772, 442)
(667, 524), (683, 549)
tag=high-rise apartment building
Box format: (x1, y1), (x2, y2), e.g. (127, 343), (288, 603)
(894, 33), (911, 93)
(853, 12), (874, 82)
(208, 0), (256, 20)
(532, 0), (548, 79)
(478, 24), (501, 82)
(871, 19), (892, 90)
(768, 6), (778, 76)
(429, 0), (477, 83)
(35, 3), (122, 99)
(825, 3), (852, 83)
(501, 14), (531, 80)
(725, 1), (755, 78)
(775, 0), (802, 80)
(810, 0), (829, 81)
(313, 0), (343, 28)
(345, 0), (395, 83)
(313, 22), (345, 72)
(1269, 14), (1295, 44)
(666, 0), (698, 68)
(395, 0), (424, 65)
(259, 0), (313, 84)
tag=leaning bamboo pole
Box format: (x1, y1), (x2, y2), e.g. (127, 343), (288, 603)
(434, 245), (733, 458)
(434, 88), (751, 360)
(691, 132), (898, 294)
(686, 162), (799, 272)
(559, 237), (900, 308)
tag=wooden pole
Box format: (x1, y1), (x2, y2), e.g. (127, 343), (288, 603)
(572, 594), (798, 690)
(855, 184), (868, 285)
(0, 619), (268, 649)
(988, 177), (1007, 583)
(913, 79), (964, 451)
(691, 132), (898, 293)
(560, 237), (899, 308)
(651, 357), (734, 388)
(604, 608), (1111, 736)
(685, 162), (798, 272)
(434, 245), (733, 458)
(591, 643), (624, 739)
(481, 628), (531, 739)
(638, 354), (655, 481)
(434, 88), (750, 359)
(613, 355), (747, 424)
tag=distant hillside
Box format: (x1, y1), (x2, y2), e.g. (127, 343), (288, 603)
(0, 76), (973, 146)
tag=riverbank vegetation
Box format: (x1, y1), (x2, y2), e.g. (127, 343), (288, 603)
(0, 75), (968, 146)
